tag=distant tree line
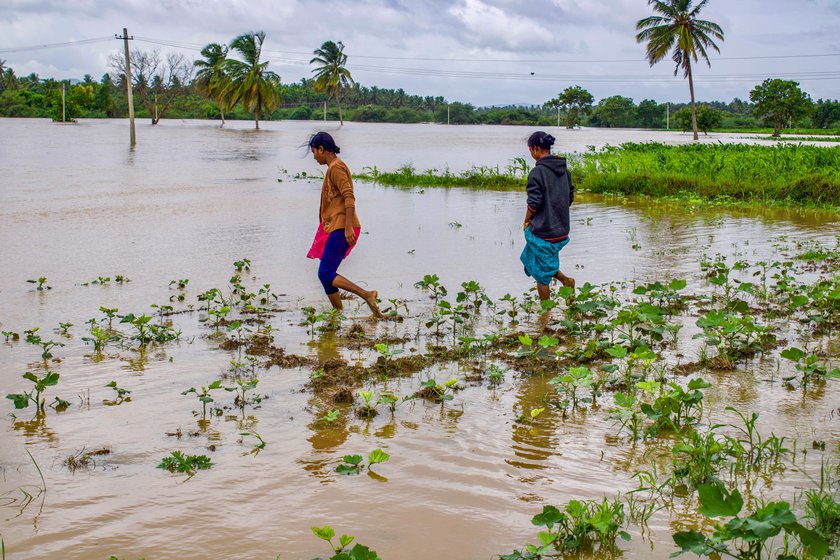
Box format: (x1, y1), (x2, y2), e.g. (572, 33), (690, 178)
(1, 54), (838, 133)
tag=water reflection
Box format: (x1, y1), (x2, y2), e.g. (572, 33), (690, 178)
(507, 375), (561, 471)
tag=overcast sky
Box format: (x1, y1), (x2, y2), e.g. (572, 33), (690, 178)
(1, 0), (839, 106)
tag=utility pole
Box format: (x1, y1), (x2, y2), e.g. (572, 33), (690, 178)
(61, 83), (66, 122)
(447, 103), (450, 125)
(556, 105), (560, 128)
(116, 28), (136, 146)
(323, 101), (326, 122)
(666, 103), (670, 130)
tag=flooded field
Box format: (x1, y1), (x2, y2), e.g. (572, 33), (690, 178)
(1, 118), (838, 560)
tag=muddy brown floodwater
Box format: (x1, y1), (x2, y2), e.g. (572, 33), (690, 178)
(1, 118), (838, 560)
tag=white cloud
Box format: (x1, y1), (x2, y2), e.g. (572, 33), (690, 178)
(1, 0), (838, 105)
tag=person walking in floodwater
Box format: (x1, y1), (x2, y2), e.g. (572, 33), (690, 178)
(306, 131), (381, 317)
(520, 131), (575, 303)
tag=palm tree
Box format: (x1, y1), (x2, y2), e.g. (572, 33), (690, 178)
(636, 0), (724, 141)
(310, 40), (354, 125)
(224, 31), (282, 130)
(194, 43), (231, 126)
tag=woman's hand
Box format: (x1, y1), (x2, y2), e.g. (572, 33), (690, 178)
(344, 227), (357, 246)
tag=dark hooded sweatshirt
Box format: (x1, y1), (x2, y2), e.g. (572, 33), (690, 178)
(526, 155), (574, 240)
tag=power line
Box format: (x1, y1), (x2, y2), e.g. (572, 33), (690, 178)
(3, 35), (839, 85)
(0, 37), (112, 53)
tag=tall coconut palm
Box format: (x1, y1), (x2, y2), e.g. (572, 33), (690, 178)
(636, 0), (724, 141)
(194, 43), (231, 126)
(224, 31), (282, 130)
(310, 40), (354, 125)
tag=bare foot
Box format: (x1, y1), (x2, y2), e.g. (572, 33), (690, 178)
(364, 290), (383, 318)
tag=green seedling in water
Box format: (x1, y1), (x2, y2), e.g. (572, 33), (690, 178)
(99, 307), (119, 329)
(780, 347), (840, 389)
(233, 258), (251, 272)
(379, 297), (409, 319)
(226, 377), (261, 409)
(24, 328), (64, 359)
(415, 274), (448, 303)
(6, 371), (60, 413)
(197, 288), (224, 311)
(611, 392), (643, 442)
(157, 451), (212, 475)
(207, 305), (231, 332)
(82, 327), (121, 352)
(56, 322), (73, 334)
(182, 380), (223, 419)
(335, 448), (390, 475)
(550, 367), (594, 409)
(457, 280), (489, 311)
(104, 381), (131, 404)
(311, 526), (382, 560)
(499, 293), (522, 325)
(418, 377), (458, 402)
(502, 498), (630, 558)
(239, 431), (266, 455)
(357, 390), (378, 418)
(377, 391), (413, 413)
(487, 364), (507, 386)
(318, 409), (341, 423)
(672, 483), (829, 560)
(26, 277), (51, 290)
(2, 331), (20, 342)
(169, 278), (189, 290)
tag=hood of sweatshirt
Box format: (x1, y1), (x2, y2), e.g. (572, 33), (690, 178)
(536, 155), (568, 177)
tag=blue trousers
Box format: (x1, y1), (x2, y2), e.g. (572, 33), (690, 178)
(318, 230), (350, 294)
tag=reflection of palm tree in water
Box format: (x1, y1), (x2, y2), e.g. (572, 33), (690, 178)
(507, 375), (561, 471)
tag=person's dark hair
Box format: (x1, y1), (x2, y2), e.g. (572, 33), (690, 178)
(527, 131), (555, 151)
(308, 131), (340, 154)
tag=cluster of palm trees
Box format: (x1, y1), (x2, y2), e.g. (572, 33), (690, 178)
(195, 34), (354, 129)
(194, 31), (281, 130)
(201, 2), (724, 137)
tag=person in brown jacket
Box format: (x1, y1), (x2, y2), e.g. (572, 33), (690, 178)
(307, 132), (381, 317)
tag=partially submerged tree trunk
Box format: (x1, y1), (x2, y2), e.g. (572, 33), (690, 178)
(686, 57), (699, 142)
(336, 90), (343, 126)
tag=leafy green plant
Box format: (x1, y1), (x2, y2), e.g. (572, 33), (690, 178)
(2, 331), (20, 342)
(672, 483), (829, 560)
(24, 327), (64, 359)
(6, 371), (60, 413)
(182, 380), (223, 419)
(550, 367), (594, 409)
(335, 449), (390, 475)
(639, 378), (711, 437)
(502, 498), (630, 559)
(26, 276), (51, 290)
(780, 347), (840, 389)
(104, 381), (131, 403)
(356, 390), (379, 418)
(157, 451), (212, 475)
(415, 274), (447, 303)
(82, 326), (120, 352)
(318, 409), (341, 424)
(311, 526), (382, 560)
(233, 258), (251, 272)
(418, 377), (458, 402)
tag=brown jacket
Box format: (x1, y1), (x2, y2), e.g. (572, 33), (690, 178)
(320, 158), (361, 233)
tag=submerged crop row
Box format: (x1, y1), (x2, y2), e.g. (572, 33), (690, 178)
(353, 143), (840, 209)
(2, 236), (839, 559)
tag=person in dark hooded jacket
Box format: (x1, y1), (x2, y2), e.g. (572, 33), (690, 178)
(520, 131), (575, 302)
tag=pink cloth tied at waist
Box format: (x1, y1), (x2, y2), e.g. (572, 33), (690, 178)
(306, 223), (362, 260)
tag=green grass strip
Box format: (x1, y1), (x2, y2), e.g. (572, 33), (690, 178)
(356, 142), (840, 209)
